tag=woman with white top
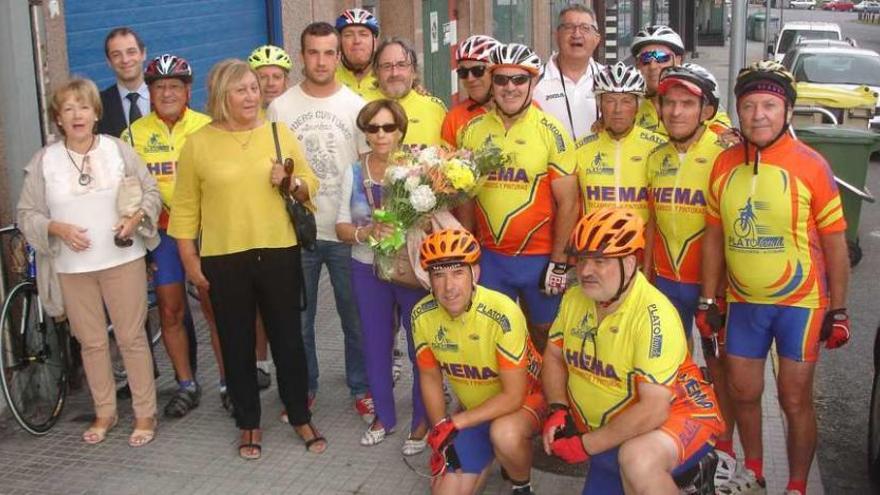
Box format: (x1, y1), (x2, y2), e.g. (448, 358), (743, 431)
(17, 78), (162, 447)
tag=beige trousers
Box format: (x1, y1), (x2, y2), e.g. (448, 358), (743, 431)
(59, 257), (156, 419)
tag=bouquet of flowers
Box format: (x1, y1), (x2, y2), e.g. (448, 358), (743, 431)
(370, 141), (509, 284)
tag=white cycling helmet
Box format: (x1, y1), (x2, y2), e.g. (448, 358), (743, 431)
(456, 35), (501, 63)
(595, 62), (645, 96)
(630, 25), (685, 56)
(489, 43), (542, 75)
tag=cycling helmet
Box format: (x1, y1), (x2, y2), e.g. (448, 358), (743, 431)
(594, 62), (646, 96)
(734, 60), (797, 106)
(145, 54), (193, 84)
(489, 43), (542, 75)
(456, 35), (501, 63)
(659, 63), (720, 114)
(335, 8), (380, 37)
(420, 229), (481, 270)
(568, 207), (645, 258)
(630, 25), (685, 56)
(248, 45), (292, 72)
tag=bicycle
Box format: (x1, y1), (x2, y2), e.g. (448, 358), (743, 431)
(0, 224), (70, 435)
(867, 323), (880, 481)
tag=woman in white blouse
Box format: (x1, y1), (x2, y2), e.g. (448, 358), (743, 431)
(17, 78), (162, 447)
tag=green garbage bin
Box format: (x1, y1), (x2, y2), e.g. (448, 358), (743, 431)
(748, 12), (780, 42)
(796, 125), (879, 265)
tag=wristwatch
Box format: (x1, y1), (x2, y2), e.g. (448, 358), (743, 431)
(698, 297), (715, 305)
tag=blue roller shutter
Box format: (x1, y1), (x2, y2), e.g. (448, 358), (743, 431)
(65, 1), (272, 112)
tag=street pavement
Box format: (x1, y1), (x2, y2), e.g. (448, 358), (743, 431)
(0, 8), (876, 493)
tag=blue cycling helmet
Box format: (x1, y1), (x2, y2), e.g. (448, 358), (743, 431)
(336, 8), (379, 37)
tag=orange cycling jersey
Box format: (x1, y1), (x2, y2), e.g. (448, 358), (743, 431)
(647, 128), (729, 283)
(441, 98), (487, 147)
(412, 286), (542, 410)
(706, 133), (846, 308)
(459, 106), (576, 256)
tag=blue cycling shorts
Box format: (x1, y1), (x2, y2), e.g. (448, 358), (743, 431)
(726, 302), (824, 362)
(479, 249), (561, 326)
(449, 421), (494, 474)
(150, 230), (186, 287)
(653, 276), (700, 341)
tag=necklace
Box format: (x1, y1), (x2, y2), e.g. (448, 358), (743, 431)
(65, 134), (96, 186)
(224, 122), (256, 149)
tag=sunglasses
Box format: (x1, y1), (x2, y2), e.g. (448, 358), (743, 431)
(364, 123), (399, 134)
(492, 74), (531, 87)
(456, 65), (488, 79)
(638, 50), (672, 65)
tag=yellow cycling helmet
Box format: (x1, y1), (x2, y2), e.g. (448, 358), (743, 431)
(248, 45), (292, 71)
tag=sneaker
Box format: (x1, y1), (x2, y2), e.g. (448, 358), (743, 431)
(361, 421), (390, 446)
(511, 484), (534, 495)
(392, 349), (404, 385)
(401, 432), (427, 456)
(163, 383), (202, 418)
(256, 368), (271, 391)
(716, 467), (766, 495)
(354, 393), (376, 425)
(714, 450), (736, 487)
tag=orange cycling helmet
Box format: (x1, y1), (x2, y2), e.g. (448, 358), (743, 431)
(420, 229), (481, 270)
(568, 207), (645, 258)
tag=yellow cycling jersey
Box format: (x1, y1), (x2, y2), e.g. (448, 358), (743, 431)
(412, 286), (540, 410)
(336, 66), (384, 102)
(706, 133), (846, 308)
(548, 272), (687, 429)
(397, 90), (447, 147)
(647, 128), (729, 283)
(459, 105), (576, 255)
(121, 109), (212, 226)
(636, 99), (732, 136)
(575, 126), (665, 222)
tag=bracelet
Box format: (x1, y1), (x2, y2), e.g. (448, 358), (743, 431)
(354, 226), (364, 245)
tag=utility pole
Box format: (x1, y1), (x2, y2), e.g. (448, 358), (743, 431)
(728, 0), (749, 127)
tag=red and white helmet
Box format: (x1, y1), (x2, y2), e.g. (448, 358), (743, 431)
(489, 43), (542, 75)
(145, 54), (193, 84)
(455, 35), (501, 64)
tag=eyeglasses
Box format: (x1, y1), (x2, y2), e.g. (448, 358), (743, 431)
(377, 60), (412, 72)
(456, 65), (488, 79)
(559, 23), (599, 35)
(492, 74), (531, 87)
(364, 123), (399, 134)
(638, 50), (673, 65)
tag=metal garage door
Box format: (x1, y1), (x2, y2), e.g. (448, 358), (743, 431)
(65, 1), (274, 111)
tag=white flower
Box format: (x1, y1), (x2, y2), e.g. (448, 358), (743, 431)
(418, 146), (441, 165)
(404, 175), (422, 192)
(386, 166), (409, 182)
(409, 185), (437, 212)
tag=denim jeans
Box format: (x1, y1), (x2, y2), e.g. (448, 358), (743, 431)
(301, 240), (368, 396)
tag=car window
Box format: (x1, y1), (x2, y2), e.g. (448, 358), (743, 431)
(779, 30), (840, 54)
(794, 53), (880, 85)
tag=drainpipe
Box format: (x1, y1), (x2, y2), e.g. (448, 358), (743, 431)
(29, 0), (51, 145)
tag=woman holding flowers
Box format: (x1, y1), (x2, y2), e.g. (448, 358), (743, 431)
(336, 99), (429, 454)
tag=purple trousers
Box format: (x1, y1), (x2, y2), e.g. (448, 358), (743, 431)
(351, 259), (427, 432)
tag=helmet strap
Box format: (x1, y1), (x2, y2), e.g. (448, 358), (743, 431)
(598, 257), (635, 308)
(341, 35), (375, 75)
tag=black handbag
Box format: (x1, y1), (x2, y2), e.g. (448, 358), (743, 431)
(271, 122), (317, 252)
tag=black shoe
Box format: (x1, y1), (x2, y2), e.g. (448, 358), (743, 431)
(256, 368), (271, 391)
(220, 390), (234, 416)
(163, 383), (202, 418)
(511, 485), (534, 495)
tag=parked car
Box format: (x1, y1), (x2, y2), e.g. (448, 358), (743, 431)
(823, 0), (856, 10)
(790, 0), (818, 8)
(769, 21), (843, 62)
(782, 45), (880, 128)
(854, 0), (880, 11)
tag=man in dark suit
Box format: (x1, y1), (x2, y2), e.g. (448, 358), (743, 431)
(98, 27), (149, 137)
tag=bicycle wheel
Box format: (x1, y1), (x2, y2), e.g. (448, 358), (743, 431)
(0, 281), (68, 435)
(146, 288), (162, 347)
(868, 325), (880, 480)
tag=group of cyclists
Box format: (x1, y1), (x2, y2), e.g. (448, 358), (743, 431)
(39, 3), (854, 495)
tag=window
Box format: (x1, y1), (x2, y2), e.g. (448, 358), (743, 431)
(795, 53), (880, 85)
(778, 29), (839, 55)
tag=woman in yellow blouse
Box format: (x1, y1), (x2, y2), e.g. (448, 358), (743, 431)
(169, 59), (324, 460)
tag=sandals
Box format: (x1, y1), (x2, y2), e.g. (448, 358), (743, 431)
(129, 417), (157, 448)
(239, 429), (262, 460)
(294, 422), (327, 454)
(163, 384), (202, 418)
(82, 416), (118, 444)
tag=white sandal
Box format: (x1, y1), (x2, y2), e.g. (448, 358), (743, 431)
(360, 421), (392, 446)
(401, 433), (427, 456)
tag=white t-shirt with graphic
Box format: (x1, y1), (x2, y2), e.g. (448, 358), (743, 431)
(268, 84), (368, 241)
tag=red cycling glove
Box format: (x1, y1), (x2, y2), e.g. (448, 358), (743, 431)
(695, 301), (724, 339)
(547, 404), (589, 464)
(821, 308), (850, 349)
(427, 416), (458, 454)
